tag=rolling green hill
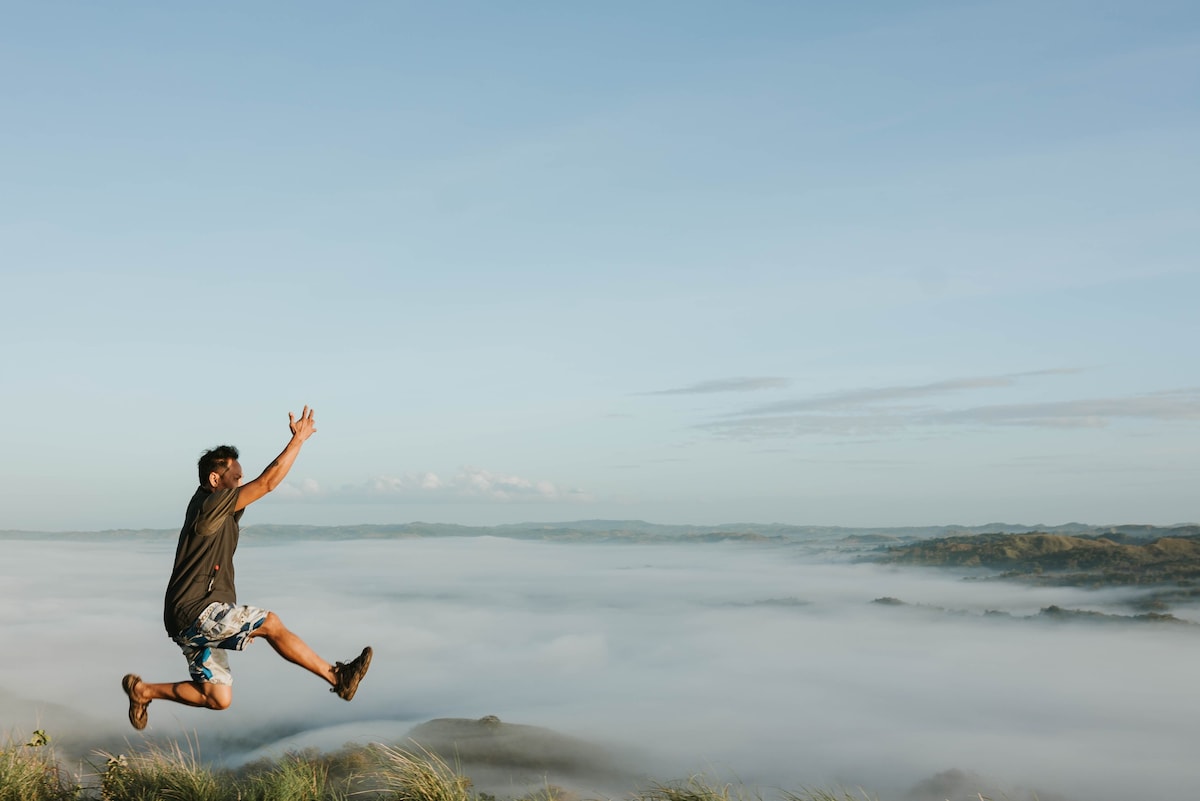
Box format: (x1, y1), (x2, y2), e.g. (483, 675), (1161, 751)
(877, 532), (1200, 580)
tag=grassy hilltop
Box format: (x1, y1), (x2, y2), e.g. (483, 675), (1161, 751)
(3, 729), (885, 801)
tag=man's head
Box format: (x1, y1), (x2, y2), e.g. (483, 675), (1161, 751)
(198, 445), (243, 490)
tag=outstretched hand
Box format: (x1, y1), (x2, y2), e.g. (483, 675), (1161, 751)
(289, 406), (317, 442)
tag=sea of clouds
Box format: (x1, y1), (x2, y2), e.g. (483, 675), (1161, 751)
(2, 533), (1197, 800)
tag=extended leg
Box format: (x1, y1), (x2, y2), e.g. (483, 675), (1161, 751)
(249, 613), (373, 701)
(250, 612), (336, 686)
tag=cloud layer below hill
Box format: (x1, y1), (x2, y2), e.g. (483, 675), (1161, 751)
(3, 535), (1197, 800)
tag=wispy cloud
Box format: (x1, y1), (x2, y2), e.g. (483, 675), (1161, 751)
(642, 376), (791, 395)
(927, 390), (1200, 428)
(733, 369), (1082, 416)
(700, 412), (909, 439)
(280, 467), (593, 503)
(699, 370), (1200, 439)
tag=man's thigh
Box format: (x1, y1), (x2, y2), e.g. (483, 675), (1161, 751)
(178, 642), (233, 685)
(198, 603), (270, 650)
(173, 602), (271, 685)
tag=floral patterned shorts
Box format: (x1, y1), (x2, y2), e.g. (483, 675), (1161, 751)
(172, 602), (270, 685)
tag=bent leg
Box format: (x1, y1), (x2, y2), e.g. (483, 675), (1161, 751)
(134, 677), (232, 710)
(122, 674), (231, 730)
(251, 612), (336, 687)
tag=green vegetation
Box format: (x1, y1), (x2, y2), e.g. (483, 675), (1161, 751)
(0, 732), (899, 801)
(0, 731), (77, 801)
(877, 532), (1200, 576)
(874, 595), (1195, 626)
(371, 744), (474, 801)
(639, 776), (877, 801)
(874, 531), (1200, 613)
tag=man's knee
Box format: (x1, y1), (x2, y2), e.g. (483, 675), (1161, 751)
(253, 611), (285, 638)
(204, 685), (233, 710)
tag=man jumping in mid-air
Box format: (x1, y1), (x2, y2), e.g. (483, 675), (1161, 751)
(122, 406), (372, 730)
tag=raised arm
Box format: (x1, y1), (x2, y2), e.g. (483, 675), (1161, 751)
(235, 406), (317, 511)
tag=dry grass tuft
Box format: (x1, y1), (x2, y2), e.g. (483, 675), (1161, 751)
(370, 742), (475, 801)
(96, 739), (230, 801)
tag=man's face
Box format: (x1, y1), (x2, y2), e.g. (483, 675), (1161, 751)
(213, 459), (244, 491)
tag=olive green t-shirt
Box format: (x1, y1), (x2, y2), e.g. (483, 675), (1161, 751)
(162, 486), (244, 637)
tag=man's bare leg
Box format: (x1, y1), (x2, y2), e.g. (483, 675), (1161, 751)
(128, 677), (232, 710)
(123, 612), (366, 729)
(121, 674), (231, 730)
(250, 612), (336, 687)
(253, 617), (372, 701)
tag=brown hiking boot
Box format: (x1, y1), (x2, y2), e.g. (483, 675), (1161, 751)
(331, 646), (372, 701)
(122, 674), (149, 731)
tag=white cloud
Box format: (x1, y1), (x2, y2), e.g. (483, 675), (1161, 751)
(325, 467), (593, 504)
(275, 477), (323, 498)
(9, 537), (1198, 801)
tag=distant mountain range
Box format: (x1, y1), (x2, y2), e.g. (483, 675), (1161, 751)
(2, 519), (1197, 544)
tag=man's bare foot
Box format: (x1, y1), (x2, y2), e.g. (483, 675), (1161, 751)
(122, 674), (149, 730)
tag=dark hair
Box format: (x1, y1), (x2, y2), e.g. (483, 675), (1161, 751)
(198, 445), (240, 485)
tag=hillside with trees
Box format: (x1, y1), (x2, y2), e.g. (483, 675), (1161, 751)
(874, 532), (1200, 612)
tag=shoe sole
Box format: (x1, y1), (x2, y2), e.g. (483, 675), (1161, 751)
(336, 647), (373, 701)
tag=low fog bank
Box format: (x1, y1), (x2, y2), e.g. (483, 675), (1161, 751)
(2, 536), (1197, 800)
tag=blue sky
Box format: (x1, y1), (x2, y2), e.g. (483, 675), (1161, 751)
(2, 1), (1197, 530)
